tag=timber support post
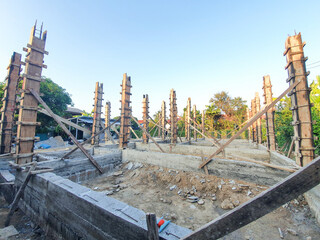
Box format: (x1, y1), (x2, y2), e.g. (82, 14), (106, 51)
(16, 23), (48, 164)
(91, 82), (103, 146)
(251, 99), (256, 143)
(255, 92), (262, 144)
(202, 110), (205, 135)
(193, 105), (197, 141)
(263, 75), (276, 151)
(105, 101), (111, 142)
(284, 33), (315, 166)
(246, 108), (251, 141)
(186, 98), (191, 143)
(0, 52), (22, 154)
(170, 89), (177, 144)
(119, 73), (132, 149)
(142, 94), (149, 144)
(161, 101), (166, 140)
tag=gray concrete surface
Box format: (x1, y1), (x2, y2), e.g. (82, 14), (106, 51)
(16, 171), (192, 240)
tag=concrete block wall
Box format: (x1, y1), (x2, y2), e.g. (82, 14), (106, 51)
(16, 171), (192, 240)
(305, 185), (320, 225)
(36, 152), (122, 183)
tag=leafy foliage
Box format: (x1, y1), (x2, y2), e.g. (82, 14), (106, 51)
(37, 77), (73, 134)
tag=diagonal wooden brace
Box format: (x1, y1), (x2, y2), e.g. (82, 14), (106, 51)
(182, 155), (320, 239)
(29, 88), (104, 173)
(199, 80), (301, 169)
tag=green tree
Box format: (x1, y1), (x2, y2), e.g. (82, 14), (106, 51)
(206, 91), (247, 137)
(310, 76), (320, 155)
(37, 77), (73, 134)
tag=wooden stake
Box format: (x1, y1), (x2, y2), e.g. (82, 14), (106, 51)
(105, 101), (111, 142)
(186, 98), (191, 143)
(142, 94), (149, 144)
(202, 110), (205, 135)
(263, 75), (276, 150)
(161, 101), (166, 140)
(193, 105), (197, 141)
(29, 89), (103, 173)
(146, 213), (159, 240)
(251, 99), (256, 143)
(255, 92), (262, 144)
(61, 119), (119, 159)
(287, 137), (294, 158)
(5, 163), (36, 227)
(199, 80), (301, 169)
(131, 116), (165, 153)
(0, 52), (22, 154)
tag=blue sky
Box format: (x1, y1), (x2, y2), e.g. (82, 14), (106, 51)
(1, 1), (320, 119)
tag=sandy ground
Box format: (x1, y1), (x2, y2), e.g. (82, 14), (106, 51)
(83, 162), (320, 240)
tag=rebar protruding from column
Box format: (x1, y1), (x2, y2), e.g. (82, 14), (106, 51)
(91, 82), (103, 146)
(161, 101), (166, 140)
(142, 94), (149, 144)
(193, 105), (197, 141)
(246, 107), (251, 141)
(255, 92), (262, 144)
(263, 75), (276, 151)
(170, 89), (177, 144)
(119, 73), (132, 149)
(16, 24), (48, 164)
(251, 99), (256, 143)
(105, 101), (111, 142)
(202, 110), (205, 135)
(284, 33), (314, 166)
(186, 98), (191, 143)
(0, 52), (22, 154)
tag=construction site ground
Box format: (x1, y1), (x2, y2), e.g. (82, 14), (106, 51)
(83, 162), (320, 240)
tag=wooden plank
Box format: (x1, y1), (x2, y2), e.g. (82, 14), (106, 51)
(148, 115), (172, 135)
(38, 108), (91, 134)
(287, 137), (294, 158)
(189, 118), (220, 148)
(105, 101), (111, 142)
(146, 213), (159, 240)
(131, 116), (165, 153)
(199, 80), (301, 169)
(29, 89), (103, 173)
(61, 119), (119, 159)
(182, 155), (320, 240)
(130, 127), (140, 139)
(228, 154), (296, 173)
(5, 163), (36, 227)
(119, 74), (131, 148)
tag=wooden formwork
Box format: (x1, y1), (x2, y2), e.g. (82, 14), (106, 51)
(186, 98), (191, 143)
(161, 100), (166, 140)
(201, 110), (205, 135)
(193, 105), (197, 141)
(119, 73), (132, 148)
(142, 94), (149, 144)
(170, 89), (177, 144)
(263, 75), (276, 151)
(0, 52), (22, 154)
(251, 99), (256, 142)
(284, 33), (314, 166)
(255, 92), (262, 144)
(91, 82), (103, 145)
(246, 108), (251, 141)
(105, 101), (111, 142)
(15, 24), (48, 164)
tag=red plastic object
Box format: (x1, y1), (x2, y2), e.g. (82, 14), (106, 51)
(157, 219), (165, 227)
